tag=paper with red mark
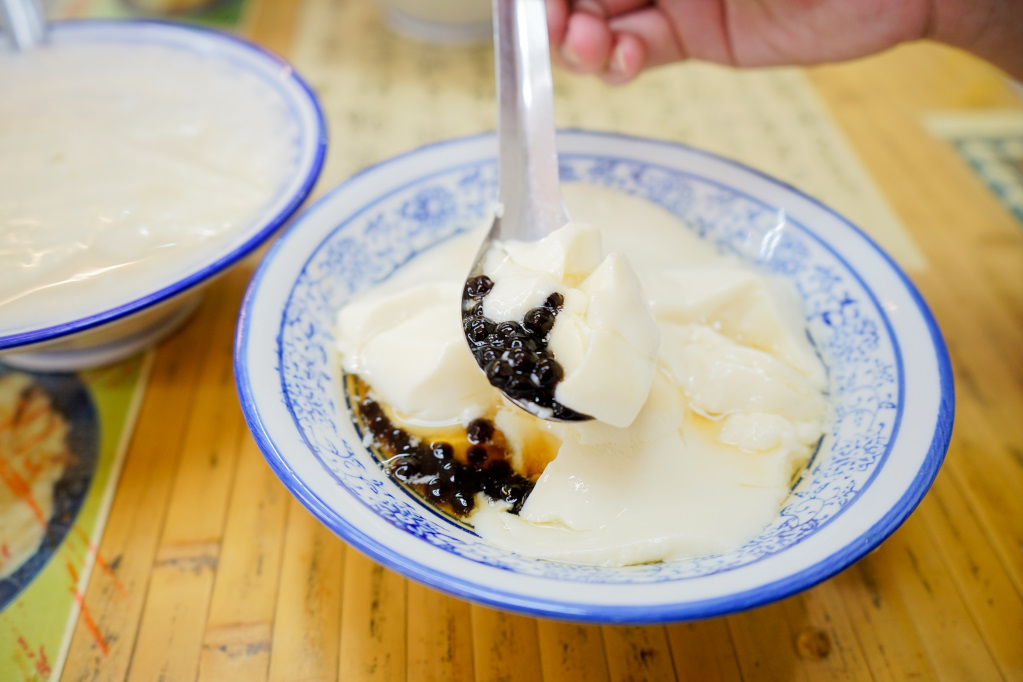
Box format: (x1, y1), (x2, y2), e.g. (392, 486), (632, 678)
(1, 353), (151, 681)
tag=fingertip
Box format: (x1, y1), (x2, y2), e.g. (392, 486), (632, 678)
(560, 11), (614, 73)
(603, 32), (646, 84)
(545, 0), (568, 46)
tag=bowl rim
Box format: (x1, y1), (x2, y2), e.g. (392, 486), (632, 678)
(235, 130), (954, 622)
(0, 19), (328, 350)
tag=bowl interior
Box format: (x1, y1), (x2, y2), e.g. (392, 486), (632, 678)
(238, 132), (951, 620)
(0, 20), (326, 350)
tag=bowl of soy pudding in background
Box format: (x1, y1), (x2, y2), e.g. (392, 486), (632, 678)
(0, 20), (326, 371)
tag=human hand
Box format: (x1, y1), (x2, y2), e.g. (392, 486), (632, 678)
(545, 0), (1023, 83)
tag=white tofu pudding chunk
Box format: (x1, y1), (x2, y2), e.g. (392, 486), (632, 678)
(335, 183), (829, 566)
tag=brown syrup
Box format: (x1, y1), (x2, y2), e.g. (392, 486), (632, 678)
(347, 375), (537, 518)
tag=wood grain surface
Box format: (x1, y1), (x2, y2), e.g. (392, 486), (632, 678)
(57, 1), (1022, 680)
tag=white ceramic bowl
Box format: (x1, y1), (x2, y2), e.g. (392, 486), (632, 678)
(235, 131), (953, 622)
(0, 20), (327, 371)
(376, 0), (492, 44)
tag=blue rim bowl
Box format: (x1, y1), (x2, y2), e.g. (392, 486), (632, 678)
(235, 131), (952, 623)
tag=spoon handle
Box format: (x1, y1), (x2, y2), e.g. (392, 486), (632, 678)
(1, 0), (47, 50)
(492, 0), (567, 242)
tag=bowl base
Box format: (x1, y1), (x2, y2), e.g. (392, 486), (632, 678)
(0, 293), (203, 373)
(383, 8), (491, 45)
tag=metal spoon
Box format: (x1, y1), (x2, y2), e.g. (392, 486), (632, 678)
(1, 0), (47, 50)
(461, 0), (591, 422)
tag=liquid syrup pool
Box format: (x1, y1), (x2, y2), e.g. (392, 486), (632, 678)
(344, 374), (560, 523)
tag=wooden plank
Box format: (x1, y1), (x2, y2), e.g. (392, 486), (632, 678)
(780, 582), (873, 681)
(833, 554), (936, 681)
(874, 511), (1002, 680)
(809, 34), (1023, 610)
(60, 275), (234, 681)
(266, 499), (345, 681)
(406, 582), (475, 682)
(123, 267), (252, 682)
(916, 469), (1023, 679)
(536, 620), (610, 682)
(197, 435), (291, 682)
(941, 396), (1023, 593)
(244, 0), (304, 59)
(338, 553), (407, 681)
(727, 600), (809, 682)
(199, 622), (274, 682)
(125, 543), (219, 682)
(470, 605), (543, 682)
(601, 625), (677, 682)
(665, 619), (742, 682)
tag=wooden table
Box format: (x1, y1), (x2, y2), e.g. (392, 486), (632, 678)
(58, 3), (1022, 680)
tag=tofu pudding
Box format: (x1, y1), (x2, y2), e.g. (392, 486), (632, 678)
(0, 39), (300, 335)
(336, 184), (829, 567)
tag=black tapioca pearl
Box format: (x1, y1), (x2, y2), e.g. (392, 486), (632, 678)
(495, 321), (523, 340)
(481, 476), (503, 499)
(360, 398), (383, 420)
(507, 337), (532, 351)
(485, 458), (513, 479)
(511, 494), (530, 515)
(417, 456), (440, 477)
(497, 480), (527, 505)
(505, 349), (536, 371)
(488, 458), (513, 475)
(459, 462), (484, 489)
(466, 418), (495, 444)
(359, 400), (391, 434)
(529, 357), (561, 388)
(484, 361), (500, 382)
(430, 441), (454, 461)
(523, 306), (555, 336)
(438, 459), (464, 486)
(451, 490), (475, 515)
(475, 346), (498, 365)
(466, 444), (489, 467)
(425, 479), (447, 503)
(465, 275), (494, 299)
(544, 292), (564, 312)
(367, 414), (389, 436)
(485, 359), (513, 381)
(502, 375), (535, 398)
(386, 428), (410, 450)
(397, 439), (422, 456)
(389, 456), (421, 483)
(463, 317), (491, 344)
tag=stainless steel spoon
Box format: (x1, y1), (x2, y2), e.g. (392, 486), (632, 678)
(488, 0), (567, 243)
(461, 0), (591, 422)
(1, 0), (47, 50)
